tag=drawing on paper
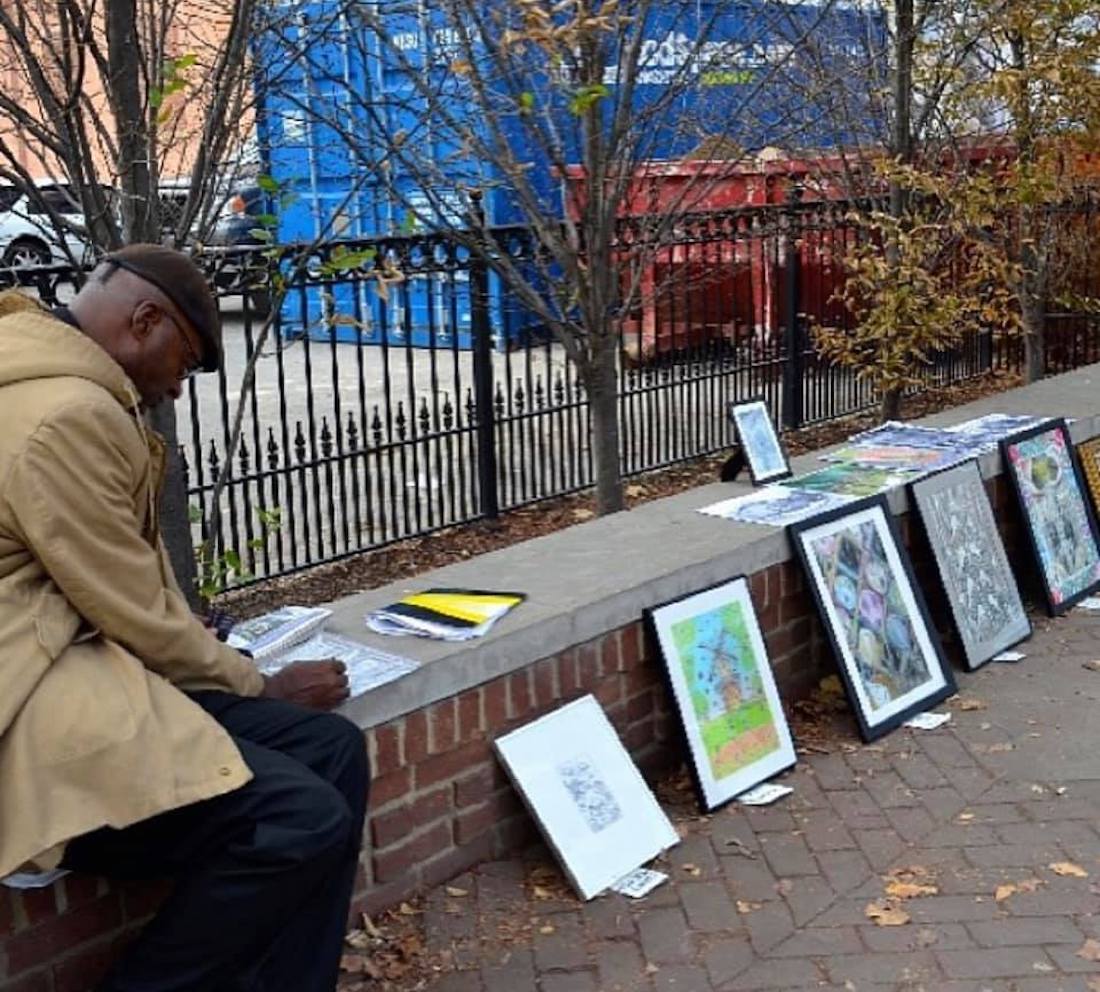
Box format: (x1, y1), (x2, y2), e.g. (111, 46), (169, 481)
(557, 757), (623, 834)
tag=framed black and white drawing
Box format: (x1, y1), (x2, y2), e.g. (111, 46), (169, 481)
(728, 398), (791, 484)
(1002, 419), (1100, 615)
(789, 497), (956, 741)
(910, 460), (1030, 669)
(492, 695), (679, 900)
(647, 576), (796, 811)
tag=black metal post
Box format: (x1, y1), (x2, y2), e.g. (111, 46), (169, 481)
(469, 191), (499, 519)
(782, 187), (804, 430)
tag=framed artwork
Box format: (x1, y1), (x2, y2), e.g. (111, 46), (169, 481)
(790, 497), (956, 741)
(910, 460), (1030, 669)
(728, 399), (790, 484)
(1002, 420), (1100, 615)
(647, 577), (796, 811)
(493, 695), (679, 900)
(1076, 435), (1100, 520)
(781, 463), (912, 499)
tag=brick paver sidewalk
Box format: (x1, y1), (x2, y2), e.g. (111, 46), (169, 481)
(386, 610), (1100, 992)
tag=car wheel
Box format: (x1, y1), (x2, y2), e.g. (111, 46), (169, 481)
(2, 239), (51, 268)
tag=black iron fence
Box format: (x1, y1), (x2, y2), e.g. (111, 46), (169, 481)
(3, 194), (1098, 587)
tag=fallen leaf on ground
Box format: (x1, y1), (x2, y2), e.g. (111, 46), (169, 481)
(532, 885), (554, 900)
(1087, 977), (1100, 991)
(954, 697), (987, 711)
(958, 813), (975, 822)
(1050, 861), (1089, 878)
(361, 913), (382, 938)
(645, 963), (660, 975)
(397, 902), (420, 916)
(445, 886), (468, 898)
(736, 900), (763, 914)
(1078, 938), (1100, 962)
(340, 954), (382, 978)
(572, 508), (595, 521)
(538, 924), (555, 935)
(345, 929), (372, 950)
(1083, 660), (1100, 672)
(995, 884), (1017, 902)
(985, 742), (1014, 753)
(865, 901), (910, 926)
(885, 880), (938, 899)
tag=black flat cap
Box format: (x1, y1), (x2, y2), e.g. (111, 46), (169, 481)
(103, 243), (221, 372)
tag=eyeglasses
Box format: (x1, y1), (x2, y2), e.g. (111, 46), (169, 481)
(160, 306), (202, 379)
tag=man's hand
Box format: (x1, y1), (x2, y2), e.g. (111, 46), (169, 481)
(261, 660), (350, 710)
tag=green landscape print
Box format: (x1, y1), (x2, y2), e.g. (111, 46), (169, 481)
(671, 601), (780, 781)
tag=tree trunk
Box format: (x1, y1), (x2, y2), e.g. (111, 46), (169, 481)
(587, 331), (624, 515)
(880, 386), (902, 421)
(1020, 284), (1045, 383)
(108, 0), (195, 601)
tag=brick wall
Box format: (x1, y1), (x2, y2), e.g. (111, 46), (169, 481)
(0, 474), (1022, 991)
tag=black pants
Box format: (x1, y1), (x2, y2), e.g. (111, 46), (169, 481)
(61, 692), (370, 992)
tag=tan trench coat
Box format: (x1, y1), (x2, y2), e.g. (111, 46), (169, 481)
(0, 291), (264, 878)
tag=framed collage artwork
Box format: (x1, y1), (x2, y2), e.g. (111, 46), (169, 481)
(492, 695), (680, 900)
(789, 497), (956, 741)
(1001, 420), (1100, 615)
(909, 460), (1030, 669)
(728, 399), (791, 484)
(647, 577), (796, 811)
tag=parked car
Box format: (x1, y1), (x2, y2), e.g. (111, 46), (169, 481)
(205, 183), (273, 316)
(207, 184), (267, 249)
(0, 182), (102, 268)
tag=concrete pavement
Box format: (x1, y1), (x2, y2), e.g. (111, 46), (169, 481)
(401, 606), (1100, 992)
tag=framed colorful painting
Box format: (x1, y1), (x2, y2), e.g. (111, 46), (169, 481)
(1076, 435), (1100, 521)
(492, 695), (679, 900)
(728, 398), (791, 484)
(790, 497), (956, 741)
(910, 460), (1030, 669)
(646, 577), (796, 811)
(1001, 420), (1100, 615)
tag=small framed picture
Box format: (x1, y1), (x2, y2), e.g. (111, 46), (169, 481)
(910, 459), (1030, 669)
(1075, 435), (1100, 519)
(493, 695), (679, 900)
(1002, 420), (1100, 615)
(728, 398), (791, 484)
(647, 576), (796, 811)
(789, 497), (956, 741)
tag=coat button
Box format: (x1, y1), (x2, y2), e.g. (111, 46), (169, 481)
(218, 766), (232, 776)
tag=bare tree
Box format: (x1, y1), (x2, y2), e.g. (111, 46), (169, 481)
(257, 0), (883, 513)
(0, 0), (285, 596)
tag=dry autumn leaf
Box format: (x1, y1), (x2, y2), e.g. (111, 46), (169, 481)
(1079, 939), (1100, 962)
(1050, 861), (1089, 878)
(955, 698), (987, 711)
(345, 929), (372, 950)
(958, 813), (975, 822)
(531, 885), (554, 900)
(538, 924), (555, 935)
(995, 884), (1017, 902)
(339, 953), (382, 979)
(865, 901), (910, 926)
(736, 899), (763, 914)
(1083, 660), (1100, 672)
(397, 902), (420, 916)
(885, 880), (939, 899)
(361, 913), (382, 938)
(445, 886), (468, 898)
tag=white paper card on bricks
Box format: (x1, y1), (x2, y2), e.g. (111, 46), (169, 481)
(493, 694), (679, 900)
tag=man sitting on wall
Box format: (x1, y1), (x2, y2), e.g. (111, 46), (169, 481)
(0, 244), (369, 992)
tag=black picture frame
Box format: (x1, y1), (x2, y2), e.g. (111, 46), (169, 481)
(788, 495), (957, 742)
(909, 459), (1031, 670)
(1000, 418), (1100, 616)
(727, 398), (791, 484)
(644, 575), (797, 813)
